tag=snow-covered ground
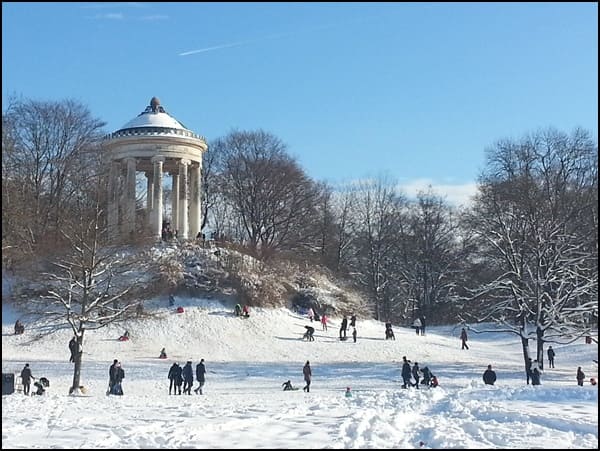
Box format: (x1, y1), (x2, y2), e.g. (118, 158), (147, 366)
(2, 294), (598, 449)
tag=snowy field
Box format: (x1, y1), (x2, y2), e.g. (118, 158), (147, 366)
(2, 295), (598, 449)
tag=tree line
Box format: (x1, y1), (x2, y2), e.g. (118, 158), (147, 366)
(3, 97), (597, 342)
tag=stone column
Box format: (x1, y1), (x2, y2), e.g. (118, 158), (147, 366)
(146, 171), (154, 232)
(151, 156), (165, 239)
(107, 160), (120, 241)
(189, 162), (202, 239)
(178, 159), (190, 240)
(171, 172), (179, 232)
(123, 157), (137, 237)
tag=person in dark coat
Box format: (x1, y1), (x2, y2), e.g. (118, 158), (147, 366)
(419, 316), (426, 336)
(114, 362), (125, 395)
(182, 361), (194, 395)
(547, 346), (555, 368)
(303, 325), (315, 341)
(303, 361), (312, 392)
(168, 362), (182, 395)
(401, 356), (412, 389)
(339, 316), (348, 339)
(352, 327), (357, 343)
(385, 321), (395, 340)
(282, 380), (294, 391)
(194, 359), (206, 394)
(350, 314), (357, 329)
(108, 359), (119, 394)
(530, 360), (542, 386)
(483, 364), (496, 385)
(20, 363), (33, 395)
(69, 336), (78, 363)
(576, 367), (585, 386)
(412, 362), (421, 389)
(420, 366), (432, 387)
(460, 328), (469, 350)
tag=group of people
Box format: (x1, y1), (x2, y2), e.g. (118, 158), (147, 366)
(108, 359), (125, 395)
(167, 359), (206, 395)
(401, 356), (438, 389)
(234, 304), (250, 318)
(412, 316), (426, 336)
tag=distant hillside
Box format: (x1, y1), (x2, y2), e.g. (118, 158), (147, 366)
(8, 240), (370, 320)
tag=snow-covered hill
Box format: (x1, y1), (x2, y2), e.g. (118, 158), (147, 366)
(2, 288), (598, 449)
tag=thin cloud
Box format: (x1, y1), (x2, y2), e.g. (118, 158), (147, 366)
(81, 2), (145, 8)
(93, 13), (124, 20)
(139, 14), (169, 21)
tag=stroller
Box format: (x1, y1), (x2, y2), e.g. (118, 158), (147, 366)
(33, 377), (50, 395)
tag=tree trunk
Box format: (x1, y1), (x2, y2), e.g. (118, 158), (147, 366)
(536, 326), (544, 370)
(520, 335), (531, 382)
(70, 330), (85, 395)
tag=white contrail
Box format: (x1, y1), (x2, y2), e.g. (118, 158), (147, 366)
(178, 41), (249, 56)
(178, 31), (294, 57)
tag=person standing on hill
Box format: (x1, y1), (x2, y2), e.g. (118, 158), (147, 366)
(182, 361), (194, 395)
(401, 356), (412, 389)
(460, 328), (469, 350)
(419, 315), (426, 336)
(321, 313), (328, 331)
(350, 313), (357, 329)
(530, 360), (542, 386)
(20, 363), (33, 395)
(413, 317), (422, 336)
(303, 361), (312, 392)
(168, 362), (182, 395)
(576, 367), (585, 386)
(194, 359), (206, 394)
(547, 346), (555, 368)
(340, 316), (348, 339)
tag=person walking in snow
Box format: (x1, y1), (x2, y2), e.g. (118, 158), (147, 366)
(194, 359), (206, 394)
(401, 356), (412, 389)
(303, 361), (312, 392)
(20, 363), (33, 395)
(576, 367), (585, 386)
(352, 327), (357, 343)
(321, 314), (328, 331)
(385, 321), (395, 340)
(168, 362), (182, 395)
(413, 317), (422, 336)
(547, 346), (555, 368)
(460, 327), (469, 350)
(108, 359), (119, 394)
(307, 307), (314, 322)
(182, 361), (194, 395)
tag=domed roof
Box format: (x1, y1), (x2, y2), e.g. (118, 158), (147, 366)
(115, 97), (189, 132)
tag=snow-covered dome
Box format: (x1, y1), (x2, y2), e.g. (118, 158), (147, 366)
(115, 97), (190, 132)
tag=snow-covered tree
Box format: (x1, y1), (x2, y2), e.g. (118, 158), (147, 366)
(466, 128), (598, 378)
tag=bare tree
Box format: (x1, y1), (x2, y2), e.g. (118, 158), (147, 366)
(217, 129), (320, 259)
(2, 97), (106, 261)
(28, 191), (146, 395)
(347, 176), (407, 321)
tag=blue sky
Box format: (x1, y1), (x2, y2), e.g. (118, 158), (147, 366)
(2, 2), (598, 204)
